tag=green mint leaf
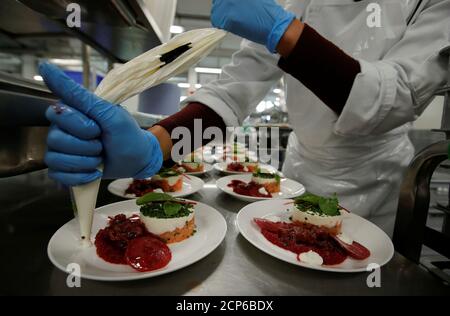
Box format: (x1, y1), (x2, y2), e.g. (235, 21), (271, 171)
(318, 196), (340, 216)
(136, 192), (174, 205)
(163, 201), (182, 216)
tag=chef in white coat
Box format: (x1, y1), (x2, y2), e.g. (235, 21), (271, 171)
(181, 0), (449, 235)
(40, 0), (450, 236)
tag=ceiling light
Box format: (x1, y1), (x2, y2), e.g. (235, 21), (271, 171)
(49, 58), (82, 66)
(195, 67), (222, 74)
(178, 83), (203, 89)
(170, 25), (185, 34)
(178, 83), (190, 88)
(273, 88), (282, 94)
(33, 75), (43, 81)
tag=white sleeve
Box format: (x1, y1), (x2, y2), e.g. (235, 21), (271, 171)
(182, 39), (284, 127)
(335, 0), (450, 136)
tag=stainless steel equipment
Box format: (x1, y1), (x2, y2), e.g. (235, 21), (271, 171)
(393, 46), (450, 283)
(0, 73), (55, 177)
(0, 0), (162, 63)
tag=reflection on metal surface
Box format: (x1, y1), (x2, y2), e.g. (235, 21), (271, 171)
(0, 127), (48, 177)
(0, 71), (55, 127)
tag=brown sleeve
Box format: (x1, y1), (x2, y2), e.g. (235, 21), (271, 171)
(278, 23), (361, 115)
(155, 102), (226, 166)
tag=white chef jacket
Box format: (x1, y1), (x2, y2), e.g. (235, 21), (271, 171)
(184, 0), (450, 235)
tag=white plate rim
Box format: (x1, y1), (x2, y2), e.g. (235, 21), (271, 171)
(107, 175), (205, 199)
(236, 199), (395, 273)
(47, 199), (227, 281)
(216, 174), (305, 202)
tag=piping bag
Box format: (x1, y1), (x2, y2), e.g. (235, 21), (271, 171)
(72, 28), (227, 247)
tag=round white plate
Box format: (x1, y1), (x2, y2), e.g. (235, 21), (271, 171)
(176, 163), (213, 176)
(107, 175), (205, 199)
(48, 199), (227, 281)
(237, 199), (394, 273)
(216, 174), (305, 202)
(213, 162), (279, 175)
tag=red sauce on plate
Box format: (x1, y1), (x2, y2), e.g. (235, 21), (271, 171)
(228, 180), (272, 198)
(126, 237), (172, 272)
(125, 179), (156, 197)
(95, 214), (171, 271)
(226, 162), (246, 172)
(254, 219), (370, 266)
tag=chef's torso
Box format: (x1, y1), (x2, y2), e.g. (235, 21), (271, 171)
(280, 0), (420, 234)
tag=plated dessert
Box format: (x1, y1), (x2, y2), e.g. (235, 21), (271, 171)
(94, 193), (196, 272)
(226, 157), (259, 173)
(48, 198), (227, 281)
(125, 168), (184, 196)
(228, 169), (281, 198)
(216, 173), (305, 202)
(177, 152), (205, 173)
(150, 168), (184, 192)
(138, 192), (196, 244)
(254, 193), (370, 266)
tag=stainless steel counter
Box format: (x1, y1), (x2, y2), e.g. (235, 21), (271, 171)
(0, 170), (449, 296)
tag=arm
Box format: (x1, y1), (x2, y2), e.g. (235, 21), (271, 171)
(334, 0), (450, 136)
(211, 0), (361, 116)
(153, 39), (285, 161)
(212, 0), (450, 136)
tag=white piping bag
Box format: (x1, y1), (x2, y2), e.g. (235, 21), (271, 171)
(72, 28), (227, 247)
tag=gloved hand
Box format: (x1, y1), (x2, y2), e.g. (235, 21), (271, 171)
(211, 0), (296, 53)
(40, 62), (163, 186)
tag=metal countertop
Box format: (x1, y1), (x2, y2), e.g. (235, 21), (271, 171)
(0, 170), (448, 296)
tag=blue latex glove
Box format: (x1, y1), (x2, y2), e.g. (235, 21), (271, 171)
(40, 62), (163, 186)
(211, 0), (295, 53)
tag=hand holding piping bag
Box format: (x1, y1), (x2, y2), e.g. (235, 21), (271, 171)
(40, 63), (163, 246)
(40, 28), (227, 247)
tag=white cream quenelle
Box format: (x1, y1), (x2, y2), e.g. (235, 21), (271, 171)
(72, 28), (227, 247)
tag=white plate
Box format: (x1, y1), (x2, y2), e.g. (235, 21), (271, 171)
(47, 199), (227, 281)
(236, 199), (394, 273)
(176, 163), (213, 176)
(213, 162), (279, 175)
(216, 174), (305, 202)
(107, 175), (205, 199)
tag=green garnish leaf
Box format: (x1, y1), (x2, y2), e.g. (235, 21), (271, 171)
(295, 192), (340, 216)
(163, 201), (182, 216)
(140, 201), (193, 219)
(158, 167), (182, 178)
(253, 168), (280, 183)
(136, 192), (174, 205)
(296, 192), (321, 205)
(318, 194), (340, 216)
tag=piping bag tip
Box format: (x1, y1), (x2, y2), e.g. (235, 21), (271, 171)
(70, 178), (102, 248)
